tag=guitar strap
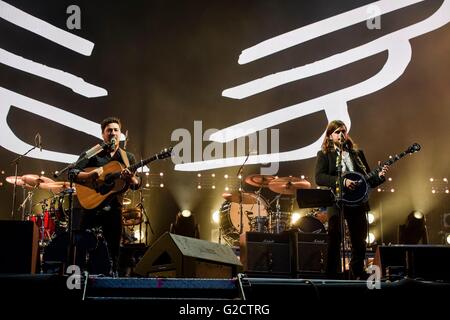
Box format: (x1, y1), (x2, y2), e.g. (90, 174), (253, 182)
(119, 148), (131, 168)
(352, 150), (368, 175)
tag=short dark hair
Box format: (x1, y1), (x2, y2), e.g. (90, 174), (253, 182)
(101, 117), (121, 132)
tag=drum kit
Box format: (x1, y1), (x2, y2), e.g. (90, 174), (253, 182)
(219, 174), (326, 246)
(6, 174), (76, 246)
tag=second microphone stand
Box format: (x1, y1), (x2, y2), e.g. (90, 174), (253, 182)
(335, 143), (348, 279)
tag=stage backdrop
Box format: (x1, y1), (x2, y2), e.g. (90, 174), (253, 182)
(1, 0), (449, 245)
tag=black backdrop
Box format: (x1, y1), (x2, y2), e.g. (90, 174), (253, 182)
(0, 0), (449, 245)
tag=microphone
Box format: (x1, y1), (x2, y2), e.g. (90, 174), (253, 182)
(110, 137), (117, 151)
(83, 141), (112, 159)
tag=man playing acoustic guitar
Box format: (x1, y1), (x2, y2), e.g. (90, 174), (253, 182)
(72, 117), (140, 275)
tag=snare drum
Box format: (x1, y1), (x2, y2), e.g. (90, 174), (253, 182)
(219, 193), (270, 246)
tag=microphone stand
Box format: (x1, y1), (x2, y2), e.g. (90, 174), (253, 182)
(237, 152), (250, 235)
(10, 144), (38, 219)
(53, 145), (107, 268)
(335, 141), (348, 279)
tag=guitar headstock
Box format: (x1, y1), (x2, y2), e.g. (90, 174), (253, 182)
(156, 147), (173, 160)
(407, 143), (421, 154)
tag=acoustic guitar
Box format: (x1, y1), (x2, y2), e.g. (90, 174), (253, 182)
(76, 147), (173, 209)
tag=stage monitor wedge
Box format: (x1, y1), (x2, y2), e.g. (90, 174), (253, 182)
(134, 232), (242, 278)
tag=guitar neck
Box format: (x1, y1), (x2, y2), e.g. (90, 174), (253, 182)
(128, 155), (158, 172)
(127, 148), (173, 172)
(365, 145), (417, 181)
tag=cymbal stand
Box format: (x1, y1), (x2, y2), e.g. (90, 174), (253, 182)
(136, 187), (154, 245)
(272, 194), (282, 233)
(236, 153), (250, 234)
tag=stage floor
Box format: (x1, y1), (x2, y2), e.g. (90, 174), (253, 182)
(1, 273), (448, 317)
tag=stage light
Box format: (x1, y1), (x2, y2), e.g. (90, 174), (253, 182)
(212, 185), (216, 189)
(398, 211), (428, 244)
(145, 172), (149, 176)
(145, 183), (150, 188)
(390, 188), (395, 193)
(197, 185), (202, 189)
(159, 172), (164, 176)
(366, 232), (375, 244)
(212, 211), (220, 224)
(181, 209), (191, 217)
(170, 211), (199, 238)
(367, 212), (375, 224)
(211, 173), (215, 177)
(413, 211), (423, 219)
(238, 174), (242, 179)
(443, 213), (450, 228)
(159, 183), (164, 188)
(224, 174), (229, 179)
(300, 175), (305, 179)
(40, 171), (45, 175)
(443, 178), (448, 182)
(197, 173), (201, 177)
(291, 212), (301, 225)
(388, 177), (392, 182)
(225, 186), (229, 191)
(430, 178), (434, 182)
(446, 233), (450, 245)
(377, 188), (381, 192)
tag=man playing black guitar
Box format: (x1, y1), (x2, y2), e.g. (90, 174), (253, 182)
(71, 116), (140, 275)
(315, 120), (389, 280)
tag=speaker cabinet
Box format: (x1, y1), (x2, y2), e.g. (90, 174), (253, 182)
(297, 232), (328, 273)
(0, 220), (39, 274)
(374, 245), (450, 281)
(134, 232), (242, 278)
(240, 231), (296, 275)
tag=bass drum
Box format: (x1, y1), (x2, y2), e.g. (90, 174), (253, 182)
(295, 215), (326, 234)
(219, 194), (269, 246)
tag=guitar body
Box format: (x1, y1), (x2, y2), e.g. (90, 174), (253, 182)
(342, 171), (369, 206)
(76, 161), (129, 210)
(75, 147), (173, 210)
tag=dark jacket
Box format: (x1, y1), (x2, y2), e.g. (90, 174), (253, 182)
(315, 149), (385, 214)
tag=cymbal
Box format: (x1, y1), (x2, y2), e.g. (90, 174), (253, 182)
(40, 181), (75, 194)
(244, 174), (276, 187)
(21, 174), (54, 187)
(222, 191), (257, 204)
(268, 176), (311, 195)
(5, 176), (33, 188)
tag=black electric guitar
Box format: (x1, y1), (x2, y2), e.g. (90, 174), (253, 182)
(341, 143), (421, 205)
(76, 147), (173, 209)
